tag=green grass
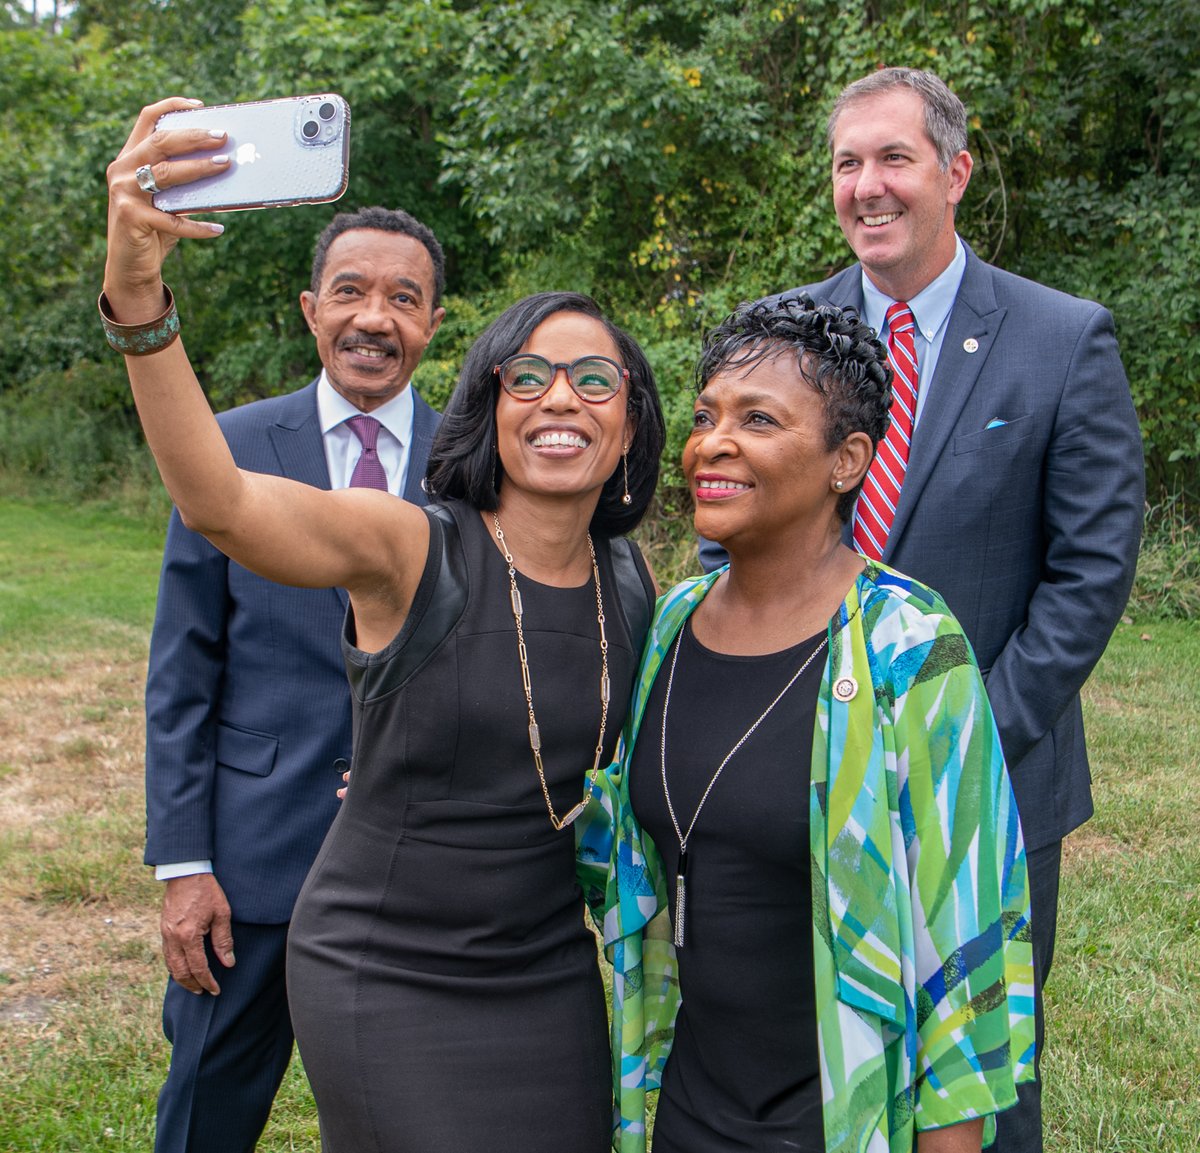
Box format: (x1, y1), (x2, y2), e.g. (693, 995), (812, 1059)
(0, 495), (323, 1152)
(0, 498), (166, 674)
(1127, 491), (1200, 620)
(0, 497), (1196, 1150)
(1043, 618), (1200, 1152)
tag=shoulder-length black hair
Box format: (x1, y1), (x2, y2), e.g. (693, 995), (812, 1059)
(425, 291), (665, 538)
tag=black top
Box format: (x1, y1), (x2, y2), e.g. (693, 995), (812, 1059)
(629, 619), (826, 1153)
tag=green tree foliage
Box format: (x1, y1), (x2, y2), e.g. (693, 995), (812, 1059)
(999, 0), (1200, 493)
(2, 0), (1197, 498)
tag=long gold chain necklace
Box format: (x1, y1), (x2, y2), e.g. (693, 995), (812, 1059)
(659, 622), (830, 947)
(493, 513), (611, 832)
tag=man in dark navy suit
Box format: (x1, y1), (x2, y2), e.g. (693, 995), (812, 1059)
(701, 69), (1144, 1152)
(145, 205), (445, 1153)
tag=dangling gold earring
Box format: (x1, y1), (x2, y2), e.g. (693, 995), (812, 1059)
(621, 443), (632, 505)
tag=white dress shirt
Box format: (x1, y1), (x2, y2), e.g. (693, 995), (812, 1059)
(316, 370), (415, 495)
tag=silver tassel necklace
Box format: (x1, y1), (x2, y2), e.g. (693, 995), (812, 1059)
(658, 622), (830, 948)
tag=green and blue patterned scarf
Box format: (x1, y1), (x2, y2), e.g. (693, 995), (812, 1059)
(577, 562), (1035, 1153)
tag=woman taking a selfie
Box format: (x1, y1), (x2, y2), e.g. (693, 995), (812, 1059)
(580, 295), (1034, 1153)
(104, 100), (664, 1151)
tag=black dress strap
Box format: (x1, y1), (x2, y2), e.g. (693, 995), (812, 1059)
(608, 535), (654, 652)
(342, 501), (469, 702)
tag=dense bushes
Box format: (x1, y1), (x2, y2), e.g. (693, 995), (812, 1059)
(0, 359), (148, 496)
(2, 0), (1196, 606)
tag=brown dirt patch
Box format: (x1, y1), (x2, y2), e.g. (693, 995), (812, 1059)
(1061, 827), (1131, 865)
(0, 654), (161, 1036)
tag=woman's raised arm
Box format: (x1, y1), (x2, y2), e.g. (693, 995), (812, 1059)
(102, 99), (430, 614)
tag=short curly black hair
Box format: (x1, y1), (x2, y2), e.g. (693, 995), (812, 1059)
(695, 293), (892, 523)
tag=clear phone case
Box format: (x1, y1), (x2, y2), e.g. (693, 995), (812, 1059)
(152, 94), (351, 214)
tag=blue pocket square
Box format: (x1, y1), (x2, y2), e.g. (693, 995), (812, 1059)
(985, 418), (1008, 430)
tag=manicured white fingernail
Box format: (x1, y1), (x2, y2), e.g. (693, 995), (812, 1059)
(185, 98), (203, 106)
(204, 222), (225, 235)
(211, 153), (230, 164)
(208, 129), (225, 139)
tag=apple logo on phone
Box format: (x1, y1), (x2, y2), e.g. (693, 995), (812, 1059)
(235, 142), (261, 166)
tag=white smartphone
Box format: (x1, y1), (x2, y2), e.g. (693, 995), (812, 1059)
(152, 94), (351, 214)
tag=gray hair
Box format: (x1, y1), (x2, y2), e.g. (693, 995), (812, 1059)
(826, 67), (969, 171)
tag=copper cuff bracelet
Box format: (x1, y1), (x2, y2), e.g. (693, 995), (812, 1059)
(98, 285), (180, 356)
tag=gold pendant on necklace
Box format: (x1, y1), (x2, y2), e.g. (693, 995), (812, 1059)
(493, 512), (610, 832)
(552, 799), (589, 831)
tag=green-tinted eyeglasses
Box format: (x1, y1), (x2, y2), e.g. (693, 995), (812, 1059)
(494, 354), (628, 403)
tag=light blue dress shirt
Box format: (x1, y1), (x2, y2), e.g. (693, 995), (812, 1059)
(860, 236), (967, 427)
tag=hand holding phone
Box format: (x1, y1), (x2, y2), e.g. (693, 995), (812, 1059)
(152, 94), (351, 214)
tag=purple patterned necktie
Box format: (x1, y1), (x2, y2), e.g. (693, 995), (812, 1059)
(347, 415), (389, 491)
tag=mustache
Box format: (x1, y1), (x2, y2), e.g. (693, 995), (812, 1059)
(337, 332), (398, 356)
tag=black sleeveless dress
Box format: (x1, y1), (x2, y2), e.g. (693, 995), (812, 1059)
(286, 500), (652, 1152)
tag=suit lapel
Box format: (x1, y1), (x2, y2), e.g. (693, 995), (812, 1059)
(267, 380), (332, 490)
(403, 389), (440, 506)
(807, 266), (864, 313)
(885, 251), (1006, 557)
(265, 380), (349, 609)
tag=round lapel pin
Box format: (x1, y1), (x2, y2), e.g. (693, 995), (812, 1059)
(963, 337), (979, 353)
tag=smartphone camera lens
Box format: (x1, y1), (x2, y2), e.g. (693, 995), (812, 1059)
(319, 102), (336, 121)
(302, 118), (320, 139)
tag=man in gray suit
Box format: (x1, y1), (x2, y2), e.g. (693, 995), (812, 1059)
(701, 68), (1144, 1151)
(145, 206), (445, 1152)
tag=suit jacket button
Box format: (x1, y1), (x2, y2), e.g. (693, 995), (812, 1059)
(333, 758), (349, 773)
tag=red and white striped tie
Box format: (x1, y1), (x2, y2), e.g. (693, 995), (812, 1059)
(853, 301), (918, 561)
